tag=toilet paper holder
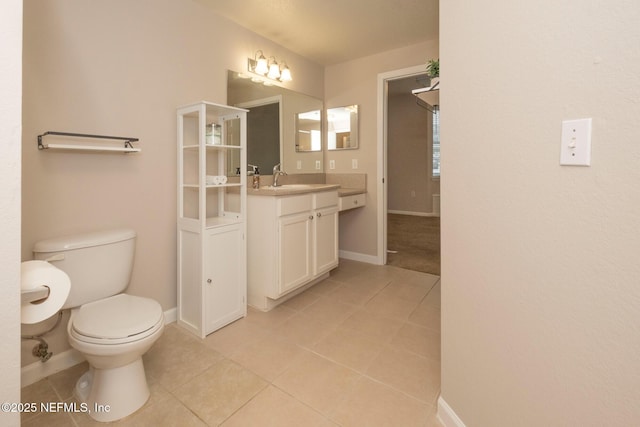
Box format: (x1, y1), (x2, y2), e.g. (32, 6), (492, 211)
(21, 286), (51, 305)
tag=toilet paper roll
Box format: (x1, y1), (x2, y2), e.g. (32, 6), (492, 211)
(218, 175), (227, 184)
(21, 260), (71, 324)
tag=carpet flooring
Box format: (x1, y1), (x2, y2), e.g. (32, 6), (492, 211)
(387, 214), (441, 275)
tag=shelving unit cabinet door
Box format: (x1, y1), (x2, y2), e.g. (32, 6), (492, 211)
(276, 213), (313, 296)
(313, 206), (339, 275)
(204, 224), (246, 335)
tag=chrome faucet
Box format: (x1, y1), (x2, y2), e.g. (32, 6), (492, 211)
(272, 163), (287, 187)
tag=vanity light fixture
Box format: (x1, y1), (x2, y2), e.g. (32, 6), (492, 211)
(247, 50), (292, 83)
(248, 50), (269, 75)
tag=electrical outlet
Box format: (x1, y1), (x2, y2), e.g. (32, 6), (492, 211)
(315, 160), (321, 170)
(296, 160), (302, 170)
(352, 159), (358, 169)
(329, 160), (335, 170)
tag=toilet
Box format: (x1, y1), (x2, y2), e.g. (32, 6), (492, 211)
(33, 229), (164, 422)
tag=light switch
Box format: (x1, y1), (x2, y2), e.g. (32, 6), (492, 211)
(315, 160), (321, 170)
(329, 160), (336, 170)
(560, 118), (592, 166)
(296, 160), (302, 170)
(352, 159), (358, 169)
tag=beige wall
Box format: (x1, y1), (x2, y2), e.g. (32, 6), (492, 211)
(325, 40), (439, 258)
(388, 87), (438, 214)
(1, 0), (22, 420)
(21, 0), (323, 366)
(441, 1), (640, 425)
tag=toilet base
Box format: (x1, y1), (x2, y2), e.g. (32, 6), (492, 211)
(75, 357), (150, 422)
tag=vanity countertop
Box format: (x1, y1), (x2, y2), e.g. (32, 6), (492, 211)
(338, 187), (366, 197)
(247, 183), (341, 196)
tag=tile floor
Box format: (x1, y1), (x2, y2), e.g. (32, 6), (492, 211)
(21, 260), (442, 426)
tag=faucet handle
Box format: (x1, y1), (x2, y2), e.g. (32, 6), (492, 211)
(273, 163), (281, 173)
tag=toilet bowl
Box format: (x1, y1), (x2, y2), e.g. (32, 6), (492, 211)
(67, 294), (164, 422)
(33, 229), (164, 422)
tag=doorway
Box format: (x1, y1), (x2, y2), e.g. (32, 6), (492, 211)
(377, 66), (440, 274)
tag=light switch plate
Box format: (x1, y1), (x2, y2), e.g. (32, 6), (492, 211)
(329, 160), (336, 170)
(560, 118), (592, 166)
(352, 159), (358, 169)
(296, 160), (302, 170)
(315, 160), (321, 170)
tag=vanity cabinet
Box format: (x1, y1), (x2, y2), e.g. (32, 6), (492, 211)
(247, 190), (339, 311)
(177, 101), (248, 338)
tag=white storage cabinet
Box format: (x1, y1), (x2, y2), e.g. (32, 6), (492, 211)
(177, 101), (248, 338)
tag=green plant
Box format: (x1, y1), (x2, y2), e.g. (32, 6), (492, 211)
(426, 58), (439, 78)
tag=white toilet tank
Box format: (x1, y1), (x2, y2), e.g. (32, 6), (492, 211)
(33, 229), (136, 310)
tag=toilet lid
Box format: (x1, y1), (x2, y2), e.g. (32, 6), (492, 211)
(72, 294), (163, 340)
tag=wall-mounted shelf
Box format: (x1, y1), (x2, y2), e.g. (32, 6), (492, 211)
(37, 131), (140, 153)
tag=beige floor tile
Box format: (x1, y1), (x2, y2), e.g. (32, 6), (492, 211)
(340, 308), (405, 343)
(244, 305), (298, 329)
(422, 280), (441, 308)
(21, 406), (76, 427)
(331, 376), (434, 427)
(273, 350), (362, 416)
(47, 361), (89, 400)
(113, 395), (207, 427)
(324, 283), (377, 306)
(343, 272), (393, 293)
(391, 322), (441, 361)
(173, 359), (267, 426)
(20, 379), (60, 423)
(222, 385), (337, 427)
(312, 327), (385, 373)
(230, 334), (307, 381)
(302, 297), (357, 325)
(281, 289), (324, 311)
(379, 280), (430, 302)
(365, 292), (421, 320)
(366, 346), (440, 403)
(144, 324), (224, 391)
(271, 312), (338, 347)
(305, 277), (343, 296)
(409, 302), (441, 331)
(203, 316), (272, 356)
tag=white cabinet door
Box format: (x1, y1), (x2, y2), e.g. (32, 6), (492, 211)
(313, 206), (339, 275)
(205, 224), (245, 334)
(277, 212), (313, 296)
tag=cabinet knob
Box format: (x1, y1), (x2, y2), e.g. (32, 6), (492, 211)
(309, 215), (314, 220)
(207, 279), (212, 284)
(317, 212), (322, 217)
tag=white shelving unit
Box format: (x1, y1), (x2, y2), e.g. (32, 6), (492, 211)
(177, 101), (248, 338)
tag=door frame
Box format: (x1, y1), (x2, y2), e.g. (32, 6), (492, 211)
(376, 64), (430, 264)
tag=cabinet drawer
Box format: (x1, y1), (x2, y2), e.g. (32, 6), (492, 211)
(314, 191), (339, 209)
(339, 193), (366, 211)
(278, 194), (312, 216)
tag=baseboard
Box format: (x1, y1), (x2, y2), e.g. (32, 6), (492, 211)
(21, 307), (178, 387)
(21, 348), (85, 387)
(437, 396), (467, 427)
(338, 250), (380, 265)
(388, 209), (440, 217)
(163, 307), (177, 324)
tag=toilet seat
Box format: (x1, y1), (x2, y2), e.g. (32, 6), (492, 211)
(71, 294), (164, 345)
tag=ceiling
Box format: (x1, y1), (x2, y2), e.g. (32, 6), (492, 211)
(197, 0), (439, 66)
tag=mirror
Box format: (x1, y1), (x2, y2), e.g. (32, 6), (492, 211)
(227, 71), (323, 174)
(296, 110), (322, 152)
(327, 105), (358, 150)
